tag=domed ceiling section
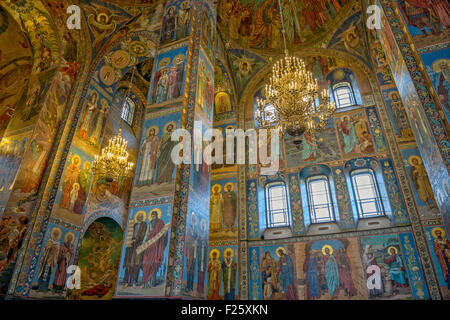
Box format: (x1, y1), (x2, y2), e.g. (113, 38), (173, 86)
(218, 0), (356, 54)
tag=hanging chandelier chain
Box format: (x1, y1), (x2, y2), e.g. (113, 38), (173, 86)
(276, 0), (288, 55)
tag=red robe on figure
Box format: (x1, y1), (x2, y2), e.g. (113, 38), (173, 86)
(141, 218), (168, 284)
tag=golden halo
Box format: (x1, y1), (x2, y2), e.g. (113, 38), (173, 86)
(224, 182), (234, 192)
(190, 211), (197, 225)
(211, 184), (222, 193)
(181, 1), (190, 9)
(72, 182), (80, 191)
(432, 59), (449, 73)
(134, 210), (147, 223)
(158, 57), (170, 69)
(209, 249), (220, 259)
(163, 121), (177, 133)
(71, 155), (81, 166)
(431, 227), (446, 238)
(345, 30), (357, 42)
(387, 91), (399, 100)
(387, 246), (398, 255)
(224, 247), (234, 258)
(166, 5), (176, 14)
(64, 231), (75, 244)
(174, 54), (185, 64)
(83, 161), (92, 171)
(50, 227), (62, 241)
(322, 245), (333, 255)
(149, 208), (162, 220)
(97, 13), (109, 23)
(146, 125), (159, 137)
(276, 247), (286, 257)
(408, 155), (422, 166)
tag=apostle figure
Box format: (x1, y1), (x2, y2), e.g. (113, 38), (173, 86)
(138, 126), (160, 185)
(222, 183), (237, 228)
(53, 232), (74, 293)
(156, 68), (169, 104)
(37, 228), (62, 292)
(222, 248), (237, 300)
(173, 54), (185, 99)
(123, 211), (147, 288)
(248, 0), (280, 49)
(383, 247), (409, 289)
(431, 59), (450, 116)
(197, 61), (206, 111)
(176, 1), (191, 39)
(388, 91), (413, 139)
(336, 247), (357, 297)
(210, 185), (224, 231)
(301, 131), (323, 161)
(155, 122), (177, 184)
(141, 209), (168, 288)
(60, 155), (81, 209)
(160, 6), (176, 44)
(338, 116), (358, 154)
(74, 161), (91, 214)
(397, 0), (438, 35)
(197, 219), (208, 295)
(261, 251), (277, 295)
(207, 249), (221, 300)
(303, 249), (321, 300)
(206, 71), (214, 115)
(431, 228), (450, 289)
(90, 98), (109, 145)
(363, 245), (384, 297)
(322, 245), (340, 298)
(409, 155), (436, 210)
(185, 213), (198, 292)
(79, 92), (98, 140)
(277, 247), (297, 300)
(167, 64), (178, 101)
(21, 138), (47, 193)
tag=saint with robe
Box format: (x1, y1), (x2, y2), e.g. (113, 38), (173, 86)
(322, 246), (340, 298)
(21, 139), (47, 194)
(176, 1), (191, 39)
(141, 210), (169, 287)
(60, 155), (81, 209)
(300, 132), (323, 161)
(197, 219), (208, 295)
(276, 248), (297, 300)
(138, 127), (160, 185)
(156, 68), (169, 104)
(336, 247), (357, 297)
(261, 251), (277, 294)
(303, 250), (321, 299)
(53, 232), (74, 293)
(383, 247), (409, 288)
(222, 248), (237, 300)
(338, 116), (358, 154)
(210, 185), (224, 231)
(207, 250), (221, 300)
(409, 155), (436, 210)
(79, 92), (98, 140)
(73, 161), (91, 214)
(206, 71), (214, 115)
(248, 0), (280, 49)
(185, 213), (198, 292)
(37, 228), (61, 292)
(123, 212), (147, 288)
(431, 228), (450, 289)
(89, 98), (108, 145)
(160, 6), (176, 44)
(173, 55), (185, 99)
(155, 123), (177, 184)
(197, 61), (206, 111)
(167, 65), (178, 101)
(222, 183), (237, 228)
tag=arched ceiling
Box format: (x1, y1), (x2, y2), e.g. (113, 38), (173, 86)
(217, 0), (357, 55)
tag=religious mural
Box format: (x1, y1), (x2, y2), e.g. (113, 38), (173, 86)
(209, 178), (238, 241)
(116, 204), (172, 297)
(29, 223), (79, 299)
(69, 218), (123, 300)
(196, 50), (215, 120)
(159, 0), (192, 46)
(207, 245), (239, 300)
(214, 61), (236, 122)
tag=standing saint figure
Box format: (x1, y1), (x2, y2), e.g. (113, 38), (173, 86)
(185, 213), (198, 292)
(222, 183), (237, 228)
(156, 68), (169, 104)
(383, 247), (409, 289)
(336, 247), (357, 297)
(301, 131), (323, 161)
(73, 161), (91, 214)
(173, 54), (185, 99)
(138, 127), (159, 185)
(388, 91), (413, 139)
(338, 116), (358, 154)
(141, 210), (169, 288)
(276, 247), (297, 300)
(222, 248), (237, 300)
(261, 251), (278, 296)
(167, 64), (178, 101)
(322, 245), (340, 298)
(60, 155), (81, 209)
(197, 219), (208, 295)
(197, 61), (206, 110)
(408, 155), (437, 210)
(206, 71), (214, 115)
(431, 228), (450, 289)
(123, 211), (147, 288)
(155, 122), (177, 184)
(160, 6), (176, 44)
(37, 228), (62, 292)
(90, 98), (109, 145)
(207, 249), (221, 300)
(79, 92), (98, 140)
(303, 249), (321, 300)
(176, 1), (191, 39)
(53, 232), (74, 293)
(210, 185), (224, 231)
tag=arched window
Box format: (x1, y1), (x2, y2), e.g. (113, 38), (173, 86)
(350, 168), (384, 218)
(121, 97), (135, 126)
(265, 181), (290, 228)
(333, 82), (355, 108)
(306, 175), (335, 223)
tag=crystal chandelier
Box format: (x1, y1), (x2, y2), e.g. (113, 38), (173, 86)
(92, 68), (136, 182)
(255, 0), (334, 147)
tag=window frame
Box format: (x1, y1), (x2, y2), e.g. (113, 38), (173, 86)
(306, 174), (335, 224)
(332, 82), (356, 109)
(121, 97), (136, 126)
(350, 168), (385, 219)
(264, 181), (290, 229)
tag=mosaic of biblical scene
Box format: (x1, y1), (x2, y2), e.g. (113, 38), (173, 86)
(207, 245), (238, 300)
(209, 178), (238, 241)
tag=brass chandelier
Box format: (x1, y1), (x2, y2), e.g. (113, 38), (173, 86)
(92, 68), (136, 182)
(255, 0), (334, 146)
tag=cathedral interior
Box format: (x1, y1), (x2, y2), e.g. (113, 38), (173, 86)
(0, 0), (449, 301)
